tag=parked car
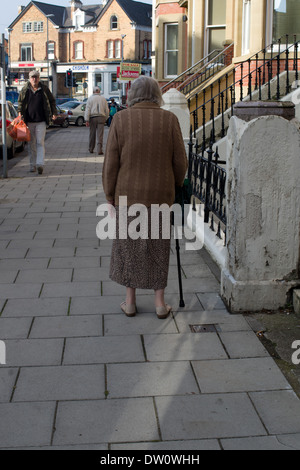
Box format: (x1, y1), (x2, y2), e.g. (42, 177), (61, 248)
(0, 101), (25, 159)
(56, 97), (79, 106)
(48, 106), (69, 128)
(60, 101), (86, 126)
(6, 90), (19, 105)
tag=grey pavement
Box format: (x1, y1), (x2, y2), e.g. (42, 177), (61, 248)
(0, 125), (300, 450)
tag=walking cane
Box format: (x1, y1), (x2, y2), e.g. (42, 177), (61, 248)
(174, 186), (185, 308)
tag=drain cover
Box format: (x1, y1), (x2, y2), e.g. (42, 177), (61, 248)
(190, 324), (217, 333)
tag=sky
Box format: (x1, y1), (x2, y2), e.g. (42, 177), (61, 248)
(0, 0), (153, 38)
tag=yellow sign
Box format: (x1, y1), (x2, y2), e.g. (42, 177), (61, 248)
(119, 62), (141, 81)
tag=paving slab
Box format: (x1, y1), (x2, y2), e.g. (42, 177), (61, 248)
(2, 297), (70, 317)
(4, 338), (64, 367)
(143, 333), (227, 361)
(30, 315), (103, 338)
(13, 365), (105, 402)
(0, 368), (19, 402)
(107, 361), (199, 398)
(0, 402), (56, 448)
(63, 335), (145, 365)
(155, 394), (267, 440)
(192, 357), (292, 393)
(249, 390), (300, 434)
(53, 398), (159, 445)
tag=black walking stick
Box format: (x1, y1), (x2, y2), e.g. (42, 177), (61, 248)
(173, 182), (188, 308)
(173, 180), (193, 308)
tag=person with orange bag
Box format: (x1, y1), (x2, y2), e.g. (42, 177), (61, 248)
(18, 70), (57, 174)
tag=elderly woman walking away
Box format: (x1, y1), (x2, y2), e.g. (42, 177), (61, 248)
(102, 76), (187, 319)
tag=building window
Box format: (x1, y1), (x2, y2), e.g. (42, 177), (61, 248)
(205, 0), (227, 54)
(107, 40), (114, 58)
(273, 0), (300, 41)
(165, 23), (178, 78)
(115, 40), (121, 59)
(22, 22), (32, 33)
(47, 41), (55, 60)
(34, 21), (44, 32)
(242, 0), (251, 55)
(22, 21), (44, 32)
(21, 43), (32, 61)
(143, 40), (152, 59)
(110, 15), (118, 30)
(74, 41), (84, 59)
(110, 73), (118, 92)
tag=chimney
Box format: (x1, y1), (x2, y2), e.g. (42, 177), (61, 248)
(70, 0), (83, 14)
(18, 5), (25, 14)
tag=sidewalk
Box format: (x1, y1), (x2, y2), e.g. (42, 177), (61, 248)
(0, 125), (300, 450)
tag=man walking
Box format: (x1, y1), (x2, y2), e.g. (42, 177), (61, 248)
(85, 87), (109, 155)
(18, 70), (57, 174)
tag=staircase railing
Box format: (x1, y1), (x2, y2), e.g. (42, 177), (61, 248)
(161, 48), (228, 94)
(187, 34), (299, 240)
(190, 34), (299, 145)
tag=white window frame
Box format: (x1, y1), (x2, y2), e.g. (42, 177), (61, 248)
(47, 42), (55, 60)
(242, 0), (251, 55)
(33, 21), (43, 32)
(22, 22), (32, 33)
(74, 41), (83, 60)
(115, 40), (121, 59)
(110, 15), (118, 30)
(21, 43), (32, 61)
(164, 23), (179, 79)
(107, 40), (114, 59)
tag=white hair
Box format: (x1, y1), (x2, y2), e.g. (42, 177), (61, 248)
(127, 76), (163, 107)
(93, 86), (101, 93)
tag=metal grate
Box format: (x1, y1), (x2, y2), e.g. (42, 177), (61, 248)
(189, 324), (218, 333)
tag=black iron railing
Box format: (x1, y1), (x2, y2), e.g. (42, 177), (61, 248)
(187, 130), (227, 239)
(190, 35), (299, 142)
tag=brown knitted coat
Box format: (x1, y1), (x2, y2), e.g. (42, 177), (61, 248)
(102, 102), (188, 207)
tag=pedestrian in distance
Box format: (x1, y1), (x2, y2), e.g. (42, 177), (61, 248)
(18, 70), (57, 175)
(107, 98), (118, 127)
(84, 86), (109, 155)
(102, 76), (188, 319)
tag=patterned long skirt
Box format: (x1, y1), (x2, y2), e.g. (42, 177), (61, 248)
(110, 206), (171, 290)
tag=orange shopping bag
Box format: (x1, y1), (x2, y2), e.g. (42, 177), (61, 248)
(15, 119), (31, 142)
(7, 115), (21, 140)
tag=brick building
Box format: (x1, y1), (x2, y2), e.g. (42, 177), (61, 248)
(8, 0), (152, 99)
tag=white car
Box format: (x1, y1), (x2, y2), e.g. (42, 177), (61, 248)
(0, 101), (25, 159)
(60, 101), (86, 126)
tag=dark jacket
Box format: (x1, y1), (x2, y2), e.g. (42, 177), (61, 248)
(18, 81), (57, 125)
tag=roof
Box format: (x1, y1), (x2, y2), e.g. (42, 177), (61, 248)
(116, 0), (152, 27)
(8, 0), (152, 29)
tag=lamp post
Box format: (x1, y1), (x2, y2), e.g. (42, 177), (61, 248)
(6, 27), (12, 87)
(120, 34), (126, 103)
(46, 14), (54, 88)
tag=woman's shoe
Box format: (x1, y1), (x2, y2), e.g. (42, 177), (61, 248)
(156, 304), (172, 319)
(121, 301), (136, 317)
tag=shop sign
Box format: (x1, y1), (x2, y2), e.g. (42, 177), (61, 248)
(119, 63), (141, 81)
(72, 65), (90, 71)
